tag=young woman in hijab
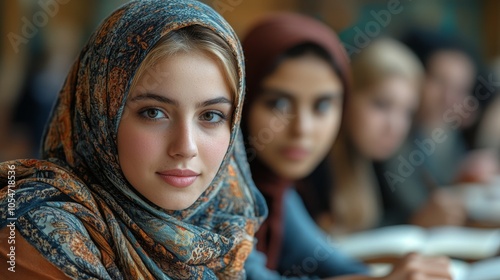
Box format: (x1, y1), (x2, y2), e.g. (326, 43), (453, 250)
(0, 1), (266, 279)
(303, 39), (424, 236)
(242, 13), (451, 280)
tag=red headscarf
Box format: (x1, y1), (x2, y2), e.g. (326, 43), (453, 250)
(241, 13), (351, 269)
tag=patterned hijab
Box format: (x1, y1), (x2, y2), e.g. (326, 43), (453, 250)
(0, 0), (266, 279)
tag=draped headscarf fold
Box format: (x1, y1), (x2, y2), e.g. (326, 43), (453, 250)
(0, 1), (266, 279)
(241, 13), (350, 269)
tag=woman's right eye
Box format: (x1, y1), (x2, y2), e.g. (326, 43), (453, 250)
(372, 98), (391, 111)
(266, 97), (291, 113)
(139, 108), (167, 120)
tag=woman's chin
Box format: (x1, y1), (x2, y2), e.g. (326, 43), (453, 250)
(369, 149), (397, 161)
(273, 164), (316, 181)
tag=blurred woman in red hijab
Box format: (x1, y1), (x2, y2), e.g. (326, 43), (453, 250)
(242, 13), (451, 280)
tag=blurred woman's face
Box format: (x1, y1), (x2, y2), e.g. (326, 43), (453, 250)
(248, 54), (343, 180)
(420, 50), (475, 126)
(347, 76), (418, 160)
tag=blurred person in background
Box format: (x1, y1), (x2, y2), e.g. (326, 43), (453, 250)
(0, 0), (125, 161)
(12, 24), (82, 157)
(242, 13), (451, 280)
(299, 38), (424, 236)
(0, 1), (30, 161)
(471, 57), (500, 161)
(377, 29), (499, 228)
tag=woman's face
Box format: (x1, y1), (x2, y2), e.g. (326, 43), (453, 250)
(248, 54), (343, 180)
(420, 50), (475, 126)
(118, 51), (233, 210)
(346, 76), (418, 160)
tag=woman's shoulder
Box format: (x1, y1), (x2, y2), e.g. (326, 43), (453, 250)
(0, 228), (72, 280)
(1, 158), (107, 277)
(1, 205), (109, 279)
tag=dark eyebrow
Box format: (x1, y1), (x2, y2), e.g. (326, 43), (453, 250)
(196, 97), (232, 108)
(129, 93), (179, 106)
(260, 88), (295, 100)
(316, 92), (343, 100)
(261, 88), (343, 100)
(128, 93), (232, 108)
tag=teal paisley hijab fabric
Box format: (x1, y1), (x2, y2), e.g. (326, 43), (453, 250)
(0, 0), (267, 279)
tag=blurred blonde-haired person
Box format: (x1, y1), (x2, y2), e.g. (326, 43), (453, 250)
(300, 38), (424, 236)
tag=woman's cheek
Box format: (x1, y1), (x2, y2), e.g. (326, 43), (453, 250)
(119, 122), (164, 166)
(199, 129), (231, 176)
(248, 104), (281, 145)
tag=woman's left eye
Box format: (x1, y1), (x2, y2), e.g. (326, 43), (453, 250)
(200, 111), (226, 124)
(315, 99), (332, 113)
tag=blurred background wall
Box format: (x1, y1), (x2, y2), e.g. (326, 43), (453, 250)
(1, 0), (499, 161)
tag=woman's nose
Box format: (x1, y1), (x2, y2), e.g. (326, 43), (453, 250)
(167, 121), (198, 159)
(290, 108), (313, 137)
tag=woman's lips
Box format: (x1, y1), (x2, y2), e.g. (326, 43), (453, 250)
(156, 169), (200, 188)
(280, 146), (310, 161)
